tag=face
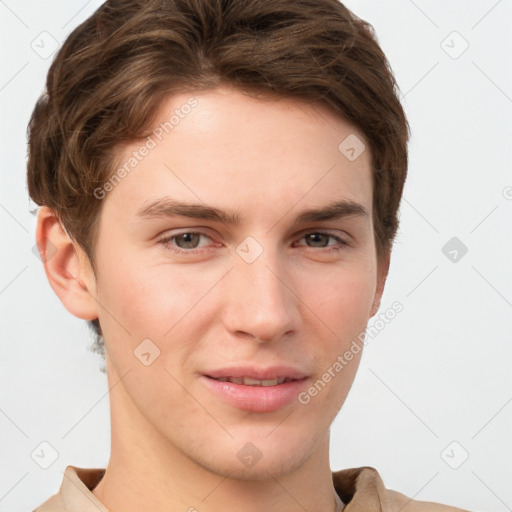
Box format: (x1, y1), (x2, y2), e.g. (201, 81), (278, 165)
(85, 85), (387, 479)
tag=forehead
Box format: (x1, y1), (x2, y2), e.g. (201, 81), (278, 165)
(104, 85), (373, 225)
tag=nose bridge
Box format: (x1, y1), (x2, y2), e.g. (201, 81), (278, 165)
(224, 237), (298, 341)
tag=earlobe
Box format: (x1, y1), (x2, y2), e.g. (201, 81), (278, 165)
(35, 206), (98, 321)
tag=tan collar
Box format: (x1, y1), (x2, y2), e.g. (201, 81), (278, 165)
(34, 464), (468, 512)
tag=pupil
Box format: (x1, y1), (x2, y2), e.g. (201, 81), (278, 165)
(308, 233), (326, 247)
(178, 233), (199, 248)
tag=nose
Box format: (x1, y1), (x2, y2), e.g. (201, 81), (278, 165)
(221, 242), (299, 343)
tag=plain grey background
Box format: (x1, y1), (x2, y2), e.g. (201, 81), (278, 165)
(1, 1), (511, 511)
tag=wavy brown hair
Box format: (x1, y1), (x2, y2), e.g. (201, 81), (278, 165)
(26, 0), (410, 363)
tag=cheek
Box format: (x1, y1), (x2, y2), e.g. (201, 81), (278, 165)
(103, 276), (175, 348)
(305, 265), (376, 334)
(95, 253), (220, 352)
(93, 249), (169, 350)
(305, 272), (371, 409)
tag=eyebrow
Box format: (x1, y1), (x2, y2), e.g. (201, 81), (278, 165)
(135, 197), (369, 226)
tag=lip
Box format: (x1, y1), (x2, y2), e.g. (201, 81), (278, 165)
(201, 375), (309, 412)
(203, 365), (308, 380)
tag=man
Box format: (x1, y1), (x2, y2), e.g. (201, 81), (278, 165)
(27, 0), (471, 510)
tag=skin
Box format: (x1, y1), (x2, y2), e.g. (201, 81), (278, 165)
(37, 84), (390, 512)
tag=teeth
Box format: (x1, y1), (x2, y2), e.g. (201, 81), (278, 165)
(214, 376), (289, 386)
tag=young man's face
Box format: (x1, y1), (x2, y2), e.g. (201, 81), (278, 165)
(67, 85), (388, 479)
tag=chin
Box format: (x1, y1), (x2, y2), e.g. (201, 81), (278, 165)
(194, 430), (318, 481)
(208, 451), (309, 482)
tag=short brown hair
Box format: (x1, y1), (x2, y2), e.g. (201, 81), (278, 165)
(26, 0), (410, 361)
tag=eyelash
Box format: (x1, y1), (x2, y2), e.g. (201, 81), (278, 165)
(157, 231), (350, 256)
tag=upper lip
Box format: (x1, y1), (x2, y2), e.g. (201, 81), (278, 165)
(204, 365), (308, 380)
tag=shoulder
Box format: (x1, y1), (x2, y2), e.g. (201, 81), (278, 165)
(32, 492), (65, 512)
(31, 465), (106, 512)
(332, 466), (472, 511)
(383, 487), (472, 511)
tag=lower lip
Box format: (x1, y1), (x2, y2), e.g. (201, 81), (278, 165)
(201, 375), (309, 413)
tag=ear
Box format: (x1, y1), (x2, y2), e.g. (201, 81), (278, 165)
(369, 249), (391, 318)
(35, 206), (98, 321)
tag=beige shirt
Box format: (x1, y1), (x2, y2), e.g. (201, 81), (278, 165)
(33, 465), (471, 512)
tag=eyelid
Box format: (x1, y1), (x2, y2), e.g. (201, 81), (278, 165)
(157, 230), (217, 249)
(157, 226), (350, 241)
(156, 229), (351, 254)
(296, 231), (349, 245)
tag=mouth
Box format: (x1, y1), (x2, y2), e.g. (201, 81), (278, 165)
(205, 376), (297, 386)
(201, 374), (309, 412)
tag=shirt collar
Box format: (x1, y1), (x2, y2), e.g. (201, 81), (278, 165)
(53, 464), (386, 511)
(60, 465), (108, 512)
